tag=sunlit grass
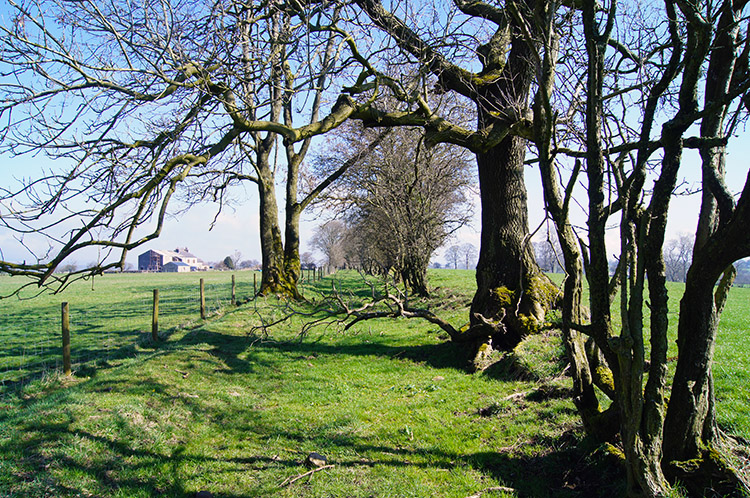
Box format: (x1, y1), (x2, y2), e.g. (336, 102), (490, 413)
(0, 271), (257, 386)
(0, 269), (747, 497)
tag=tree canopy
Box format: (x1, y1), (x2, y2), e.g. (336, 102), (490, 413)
(0, 0), (366, 294)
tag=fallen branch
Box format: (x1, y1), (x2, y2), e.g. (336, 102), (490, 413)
(339, 284), (496, 343)
(279, 464), (335, 487)
(464, 485), (517, 498)
(248, 272), (504, 345)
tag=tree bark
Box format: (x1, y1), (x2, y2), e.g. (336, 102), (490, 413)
(663, 5), (750, 493)
(256, 142), (302, 298)
(469, 0), (557, 353)
(402, 252), (430, 298)
(471, 134), (555, 350)
(258, 166), (300, 297)
(283, 149), (304, 298)
(663, 267), (725, 463)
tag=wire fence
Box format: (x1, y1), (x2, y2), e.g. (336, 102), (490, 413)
(0, 271), (296, 392)
(0, 267), (338, 392)
(0, 268), (335, 392)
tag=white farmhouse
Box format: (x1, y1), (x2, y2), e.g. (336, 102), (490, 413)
(138, 247), (208, 272)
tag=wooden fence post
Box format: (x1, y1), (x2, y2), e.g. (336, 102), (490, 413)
(231, 274), (236, 306)
(253, 272), (257, 297)
(61, 302), (71, 376)
(200, 278), (206, 319)
(152, 289), (159, 341)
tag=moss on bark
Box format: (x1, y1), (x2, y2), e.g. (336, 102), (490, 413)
(482, 273), (560, 350)
(665, 447), (750, 497)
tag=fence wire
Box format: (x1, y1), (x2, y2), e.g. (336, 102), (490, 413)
(0, 272), (265, 392)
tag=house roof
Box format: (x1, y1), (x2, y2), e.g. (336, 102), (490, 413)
(140, 248), (200, 260)
(164, 261), (190, 267)
(173, 247), (197, 258)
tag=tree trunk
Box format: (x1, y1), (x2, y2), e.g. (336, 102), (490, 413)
(661, 264), (750, 497)
(470, 134), (556, 351)
(469, 5), (558, 352)
(282, 203), (304, 299)
(662, 5), (750, 489)
(257, 166), (301, 298)
(283, 145), (304, 299)
(402, 252), (430, 298)
(663, 269), (724, 463)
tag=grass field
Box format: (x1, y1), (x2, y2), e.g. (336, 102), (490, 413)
(0, 269), (747, 497)
(0, 271), (260, 387)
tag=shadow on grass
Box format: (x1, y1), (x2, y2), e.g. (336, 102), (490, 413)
(0, 297), (627, 497)
(1, 378), (625, 498)
(176, 326), (474, 374)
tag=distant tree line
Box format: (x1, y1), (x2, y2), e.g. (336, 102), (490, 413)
(309, 125), (474, 296)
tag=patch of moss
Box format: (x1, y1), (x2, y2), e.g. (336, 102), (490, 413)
(517, 313), (541, 335)
(599, 442), (626, 463)
(490, 286), (516, 308)
(666, 446), (749, 497)
(491, 330), (568, 381)
(525, 272), (561, 310)
(594, 365), (616, 398)
(472, 340), (497, 372)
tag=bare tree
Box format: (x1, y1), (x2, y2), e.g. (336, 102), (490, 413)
(339, 0), (560, 351)
(533, 232), (562, 274)
(230, 250), (243, 270)
(444, 245), (462, 270)
(663, 234), (693, 282)
(736, 258), (750, 286)
(300, 252), (316, 270)
(459, 243), (477, 270)
(310, 220), (347, 270)
(239, 259), (260, 270)
(313, 124), (473, 296)
(0, 0), (367, 297)
(528, 0), (750, 492)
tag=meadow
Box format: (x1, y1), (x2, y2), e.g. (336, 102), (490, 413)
(0, 270), (747, 497)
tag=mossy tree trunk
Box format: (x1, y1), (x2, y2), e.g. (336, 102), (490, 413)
(662, 4), (750, 495)
(253, 5), (347, 300)
(664, 164), (750, 497)
(401, 252), (430, 298)
(663, 265), (732, 463)
(469, 0), (558, 355)
(282, 144), (305, 300)
(471, 135), (558, 352)
(663, 225), (749, 496)
(257, 153), (302, 298)
(348, 0), (560, 358)
(578, 0), (750, 494)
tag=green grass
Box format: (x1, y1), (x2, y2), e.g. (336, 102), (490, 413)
(0, 271), (259, 386)
(0, 269), (747, 497)
(713, 286), (750, 439)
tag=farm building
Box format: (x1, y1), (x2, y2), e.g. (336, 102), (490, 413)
(138, 248), (207, 272)
(163, 261), (192, 273)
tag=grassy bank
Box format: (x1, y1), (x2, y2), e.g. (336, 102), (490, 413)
(0, 270), (747, 497)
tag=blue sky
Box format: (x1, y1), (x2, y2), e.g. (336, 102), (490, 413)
(1, 0), (748, 270)
(1, 140), (747, 269)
